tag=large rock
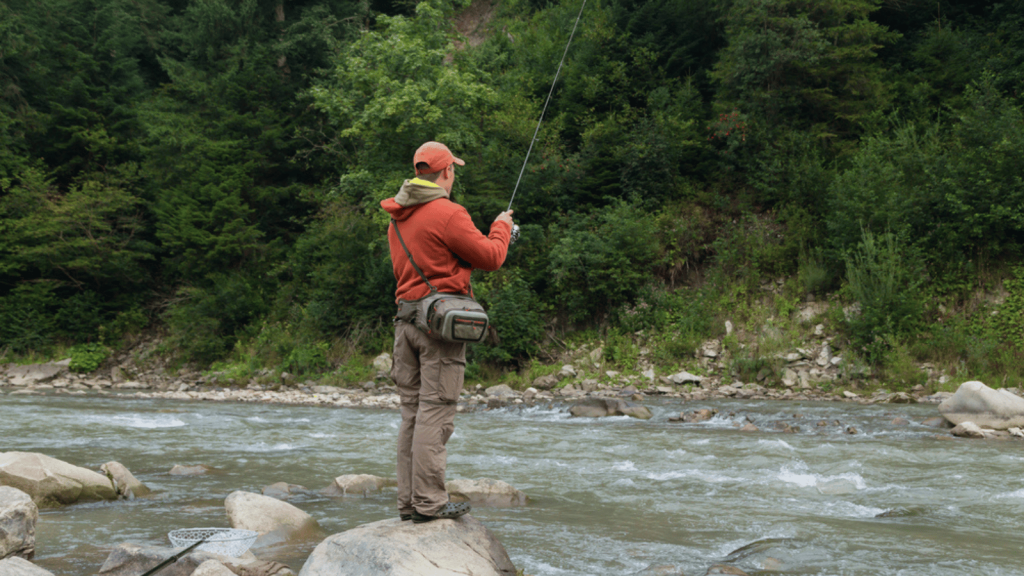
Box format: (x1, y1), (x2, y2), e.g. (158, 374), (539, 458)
(0, 452), (116, 506)
(0, 557), (54, 576)
(97, 543), (258, 576)
(5, 363), (66, 387)
(666, 371), (703, 385)
(298, 516), (516, 576)
(225, 491), (321, 548)
(100, 462), (150, 499)
(950, 421), (991, 439)
(569, 397), (652, 420)
(0, 487), (37, 560)
(321, 475), (395, 497)
(484, 385), (516, 398)
(938, 381), (1024, 429)
(445, 478), (527, 507)
(531, 374), (559, 391)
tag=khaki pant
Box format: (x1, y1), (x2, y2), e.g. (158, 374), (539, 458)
(392, 321), (466, 516)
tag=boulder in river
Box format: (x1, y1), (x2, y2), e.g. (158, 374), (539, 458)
(0, 556), (54, 576)
(445, 478), (527, 507)
(225, 491), (321, 548)
(0, 452), (116, 506)
(100, 462), (150, 499)
(262, 482), (308, 500)
(938, 381), (1024, 429)
(168, 464), (213, 476)
(97, 543), (260, 576)
(950, 421), (990, 439)
(321, 474), (395, 497)
(0, 487), (37, 560)
(298, 516), (516, 576)
(569, 397), (652, 420)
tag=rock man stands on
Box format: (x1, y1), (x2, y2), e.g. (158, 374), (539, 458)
(380, 141), (513, 523)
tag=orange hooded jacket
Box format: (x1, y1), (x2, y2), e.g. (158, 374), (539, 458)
(381, 178), (511, 303)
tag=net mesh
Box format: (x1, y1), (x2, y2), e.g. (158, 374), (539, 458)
(168, 528), (258, 558)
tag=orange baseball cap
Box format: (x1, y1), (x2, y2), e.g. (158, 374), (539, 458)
(413, 141), (465, 174)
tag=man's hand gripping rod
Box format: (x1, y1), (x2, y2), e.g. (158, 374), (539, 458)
(506, 0), (588, 245)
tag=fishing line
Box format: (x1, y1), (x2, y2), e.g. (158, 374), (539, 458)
(506, 0), (588, 213)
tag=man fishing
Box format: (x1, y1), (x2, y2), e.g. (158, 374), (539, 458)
(381, 141), (514, 523)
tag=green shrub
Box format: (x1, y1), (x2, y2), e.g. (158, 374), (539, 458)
(282, 342), (330, 376)
(474, 271), (545, 364)
(164, 274), (269, 365)
(68, 343), (109, 373)
(0, 282), (58, 353)
(994, 267), (1024, 349)
(844, 230), (924, 362)
(548, 203), (660, 323)
(604, 328), (639, 371)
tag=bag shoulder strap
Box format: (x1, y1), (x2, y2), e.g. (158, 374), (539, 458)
(391, 219), (438, 295)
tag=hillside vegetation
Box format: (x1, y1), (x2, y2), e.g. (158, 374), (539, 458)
(2, 0), (1023, 390)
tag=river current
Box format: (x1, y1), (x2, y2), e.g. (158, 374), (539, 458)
(2, 393), (1023, 575)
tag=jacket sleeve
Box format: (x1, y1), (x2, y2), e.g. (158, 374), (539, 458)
(443, 206), (511, 272)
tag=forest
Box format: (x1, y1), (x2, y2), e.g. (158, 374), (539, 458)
(2, 0), (1023, 388)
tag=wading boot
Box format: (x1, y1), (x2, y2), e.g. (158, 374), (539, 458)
(411, 501), (471, 523)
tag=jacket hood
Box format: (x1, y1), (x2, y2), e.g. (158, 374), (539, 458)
(381, 178), (449, 221)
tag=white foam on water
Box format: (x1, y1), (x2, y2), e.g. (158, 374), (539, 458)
(308, 432), (332, 439)
(83, 414), (187, 429)
(612, 461), (637, 472)
(613, 478), (636, 487)
(776, 463), (867, 490)
(689, 439), (711, 445)
(994, 489), (1024, 499)
(246, 416), (268, 423)
(646, 469), (739, 483)
(245, 442), (300, 452)
(758, 438), (796, 451)
(663, 449), (688, 458)
(819, 500), (887, 518)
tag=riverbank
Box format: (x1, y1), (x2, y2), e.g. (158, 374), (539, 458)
(0, 360), (958, 410)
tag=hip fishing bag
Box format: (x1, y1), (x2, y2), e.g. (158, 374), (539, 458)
(392, 219), (489, 343)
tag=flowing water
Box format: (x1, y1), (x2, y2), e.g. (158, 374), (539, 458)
(2, 393), (1024, 576)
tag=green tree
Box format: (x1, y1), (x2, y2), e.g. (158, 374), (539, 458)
(713, 0), (899, 145)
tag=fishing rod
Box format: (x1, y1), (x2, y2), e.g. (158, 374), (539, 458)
(507, 0), (588, 243)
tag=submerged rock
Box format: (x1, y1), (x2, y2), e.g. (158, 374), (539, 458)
(225, 491), (321, 548)
(446, 478), (527, 507)
(0, 487), (37, 560)
(0, 557), (53, 576)
(0, 452), (117, 506)
(938, 381), (1024, 430)
(321, 475), (395, 497)
(299, 516), (515, 576)
(569, 397), (652, 420)
(262, 482), (308, 500)
(168, 464), (213, 476)
(706, 564), (747, 575)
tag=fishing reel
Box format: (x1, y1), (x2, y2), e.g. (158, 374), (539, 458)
(510, 224), (521, 244)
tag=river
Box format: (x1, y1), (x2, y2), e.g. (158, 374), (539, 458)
(2, 393), (1023, 575)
